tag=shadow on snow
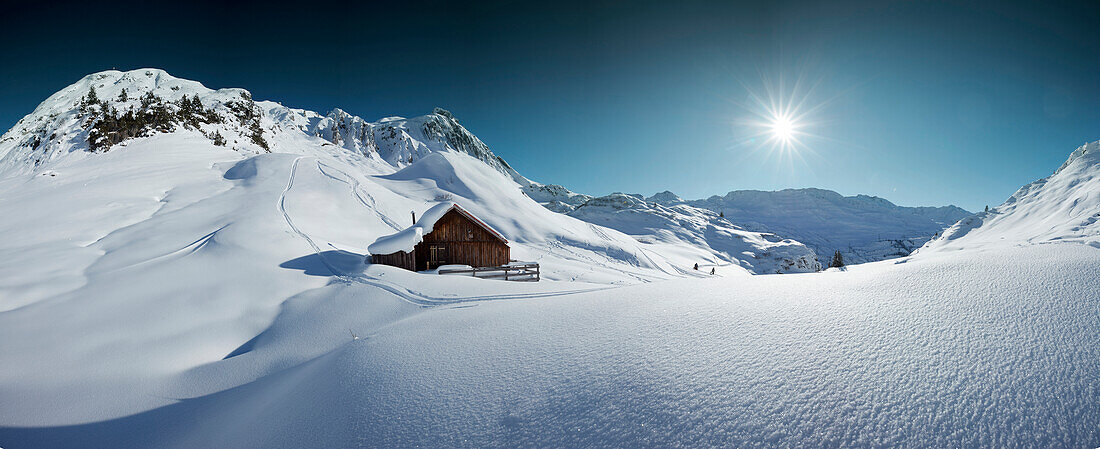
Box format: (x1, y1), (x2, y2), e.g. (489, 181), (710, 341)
(278, 250), (365, 277)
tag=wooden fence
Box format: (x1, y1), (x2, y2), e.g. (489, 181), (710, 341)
(437, 262), (540, 282)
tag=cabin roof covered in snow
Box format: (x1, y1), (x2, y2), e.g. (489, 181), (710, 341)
(367, 202), (507, 254)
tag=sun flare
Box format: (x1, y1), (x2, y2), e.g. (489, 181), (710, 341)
(770, 115), (796, 142)
(728, 71), (838, 167)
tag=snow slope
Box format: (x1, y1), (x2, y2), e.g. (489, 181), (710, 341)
(0, 134), (653, 425)
(920, 141), (1100, 253)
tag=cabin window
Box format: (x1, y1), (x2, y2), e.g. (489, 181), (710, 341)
(467, 229), (474, 241)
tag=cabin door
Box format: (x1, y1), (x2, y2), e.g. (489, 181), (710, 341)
(428, 244), (448, 269)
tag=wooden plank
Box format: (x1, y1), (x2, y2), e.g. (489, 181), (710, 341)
(436, 262), (540, 282)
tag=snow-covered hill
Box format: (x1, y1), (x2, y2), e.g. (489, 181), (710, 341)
(526, 182), (966, 266)
(565, 192), (820, 273)
(673, 188), (971, 264)
(524, 184), (821, 273)
(522, 182), (593, 213)
(920, 141), (1100, 253)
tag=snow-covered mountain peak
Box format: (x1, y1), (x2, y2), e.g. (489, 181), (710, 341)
(920, 140), (1100, 253)
(0, 69), (527, 183)
(305, 105), (527, 182)
(851, 194), (895, 208)
(0, 68), (292, 175)
(521, 183), (594, 213)
(1054, 140), (1099, 176)
(647, 190), (683, 204)
(580, 192), (651, 210)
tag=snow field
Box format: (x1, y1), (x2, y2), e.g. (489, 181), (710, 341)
(2, 244), (1096, 448)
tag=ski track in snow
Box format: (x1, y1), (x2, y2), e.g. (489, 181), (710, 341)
(543, 239), (654, 284)
(278, 157), (614, 306)
(315, 161), (404, 231)
(583, 222), (688, 278)
(587, 222), (613, 241)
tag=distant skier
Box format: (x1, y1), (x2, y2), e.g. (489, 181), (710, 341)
(710, 267), (715, 275)
(693, 263), (699, 270)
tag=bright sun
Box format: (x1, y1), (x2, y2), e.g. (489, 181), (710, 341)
(731, 71), (832, 164)
(771, 115), (796, 141)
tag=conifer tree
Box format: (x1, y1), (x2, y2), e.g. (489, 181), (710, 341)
(829, 250), (844, 268)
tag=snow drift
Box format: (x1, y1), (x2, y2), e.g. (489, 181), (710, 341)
(3, 243), (1098, 448)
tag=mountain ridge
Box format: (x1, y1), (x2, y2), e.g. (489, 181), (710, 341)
(526, 182), (971, 264)
(0, 69), (526, 184)
(919, 140), (1100, 253)
(0, 68), (821, 275)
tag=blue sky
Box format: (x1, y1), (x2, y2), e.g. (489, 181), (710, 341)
(2, 0), (1098, 211)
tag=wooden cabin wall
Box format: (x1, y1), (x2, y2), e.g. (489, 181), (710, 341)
(370, 251), (416, 271)
(415, 241), (509, 270)
(414, 209), (510, 270)
(421, 210), (501, 243)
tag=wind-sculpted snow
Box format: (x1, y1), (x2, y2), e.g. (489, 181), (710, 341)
(322, 244), (1100, 448)
(2, 244), (1097, 448)
(921, 140), (1100, 253)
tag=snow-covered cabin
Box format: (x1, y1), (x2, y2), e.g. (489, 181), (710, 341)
(368, 202), (510, 271)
